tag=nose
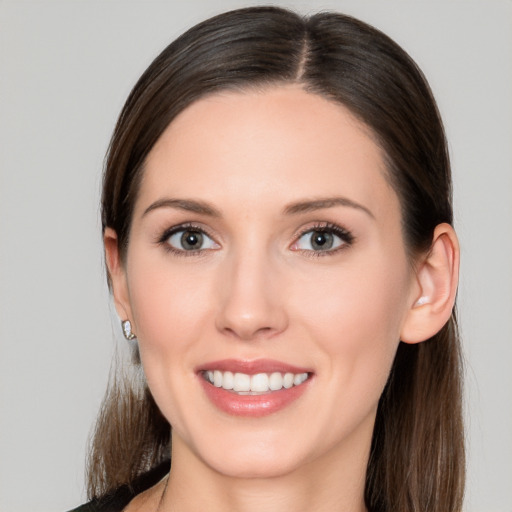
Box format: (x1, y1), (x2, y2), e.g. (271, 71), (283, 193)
(215, 249), (288, 341)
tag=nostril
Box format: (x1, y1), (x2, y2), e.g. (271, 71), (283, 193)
(221, 324), (278, 341)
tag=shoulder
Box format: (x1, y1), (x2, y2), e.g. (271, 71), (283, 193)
(67, 504), (99, 512)
(66, 497), (121, 512)
(66, 498), (118, 512)
(67, 459), (170, 512)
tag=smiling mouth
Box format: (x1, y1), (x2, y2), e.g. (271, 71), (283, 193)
(202, 370), (310, 395)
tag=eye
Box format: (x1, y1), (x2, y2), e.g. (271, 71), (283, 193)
(291, 224), (353, 253)
(164, 227), (219, 253)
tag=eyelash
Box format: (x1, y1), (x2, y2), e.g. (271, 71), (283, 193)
(156, 221), (354, 257)
(292, 222), (354, 257)
(157, 222), (218, 258)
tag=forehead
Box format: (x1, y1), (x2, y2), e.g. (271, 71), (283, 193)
(139, 85), (398, 220)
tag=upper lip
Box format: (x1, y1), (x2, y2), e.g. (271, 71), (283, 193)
(196, 358), (312, 375)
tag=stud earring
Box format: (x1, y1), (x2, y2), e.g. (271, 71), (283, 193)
(415, 296), (429, 306)
(122, 320), (136, 340)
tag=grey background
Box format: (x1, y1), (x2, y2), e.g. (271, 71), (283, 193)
(0, 1), (511, 511)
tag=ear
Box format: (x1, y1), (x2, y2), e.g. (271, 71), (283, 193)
(400, 223), (459, 344)
(104, 227), (133, 325)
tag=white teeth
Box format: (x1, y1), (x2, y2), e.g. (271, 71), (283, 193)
(233, 373), (251, 392)
(293, 373), (308, 385)
(205, 370), (309, 393)
(222, 371), (234, 390)
(213, 370), (223, 388)
(269, 372), (283, 390)
(250, 373), (269, 392)
(283, 373), (294, 389)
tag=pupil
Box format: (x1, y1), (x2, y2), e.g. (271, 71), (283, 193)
(181, 231), (202, 250)
(311, 231), (333, 250)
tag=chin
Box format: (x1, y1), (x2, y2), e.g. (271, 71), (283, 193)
(206, 450), (305, 480)
(180, 426), (310, 480)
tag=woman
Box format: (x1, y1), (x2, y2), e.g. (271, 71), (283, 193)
(73, 6), (464, 511)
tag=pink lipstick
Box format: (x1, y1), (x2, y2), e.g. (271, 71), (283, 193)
(197, 359), (312, 417)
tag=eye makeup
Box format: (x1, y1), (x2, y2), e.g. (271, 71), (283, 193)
(290, 221), (355, 257)
(156, 222), (220, 257)
(154, 218), (355, 259)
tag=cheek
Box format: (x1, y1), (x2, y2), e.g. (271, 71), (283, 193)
(298, 252), (408, 327)
(292, 251), (411, 387)
(124, 258), (216, 429)
(126, 255), (213, 365)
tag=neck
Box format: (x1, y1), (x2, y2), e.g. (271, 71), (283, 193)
(159, 431), (370, 512)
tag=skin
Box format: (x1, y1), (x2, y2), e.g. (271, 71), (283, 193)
(105, 85), (458, 512)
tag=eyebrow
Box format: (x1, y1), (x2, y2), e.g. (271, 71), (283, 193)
(283, 197), (374, 219)
(142, 198), (221, 218)
(142, 195), (374, 219)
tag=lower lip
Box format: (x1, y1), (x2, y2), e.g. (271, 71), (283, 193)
(199, 376), (311, 417)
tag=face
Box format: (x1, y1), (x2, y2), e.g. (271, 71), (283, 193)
(109, 86), (420, 479)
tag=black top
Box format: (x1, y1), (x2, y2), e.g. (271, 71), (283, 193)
(68, 460), (170, 512)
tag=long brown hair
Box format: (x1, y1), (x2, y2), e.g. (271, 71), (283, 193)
(89, 7), (465, 511)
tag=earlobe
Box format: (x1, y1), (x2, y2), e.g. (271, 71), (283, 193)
(104, 227), (133, 324)
(400, 223), (459, 344)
